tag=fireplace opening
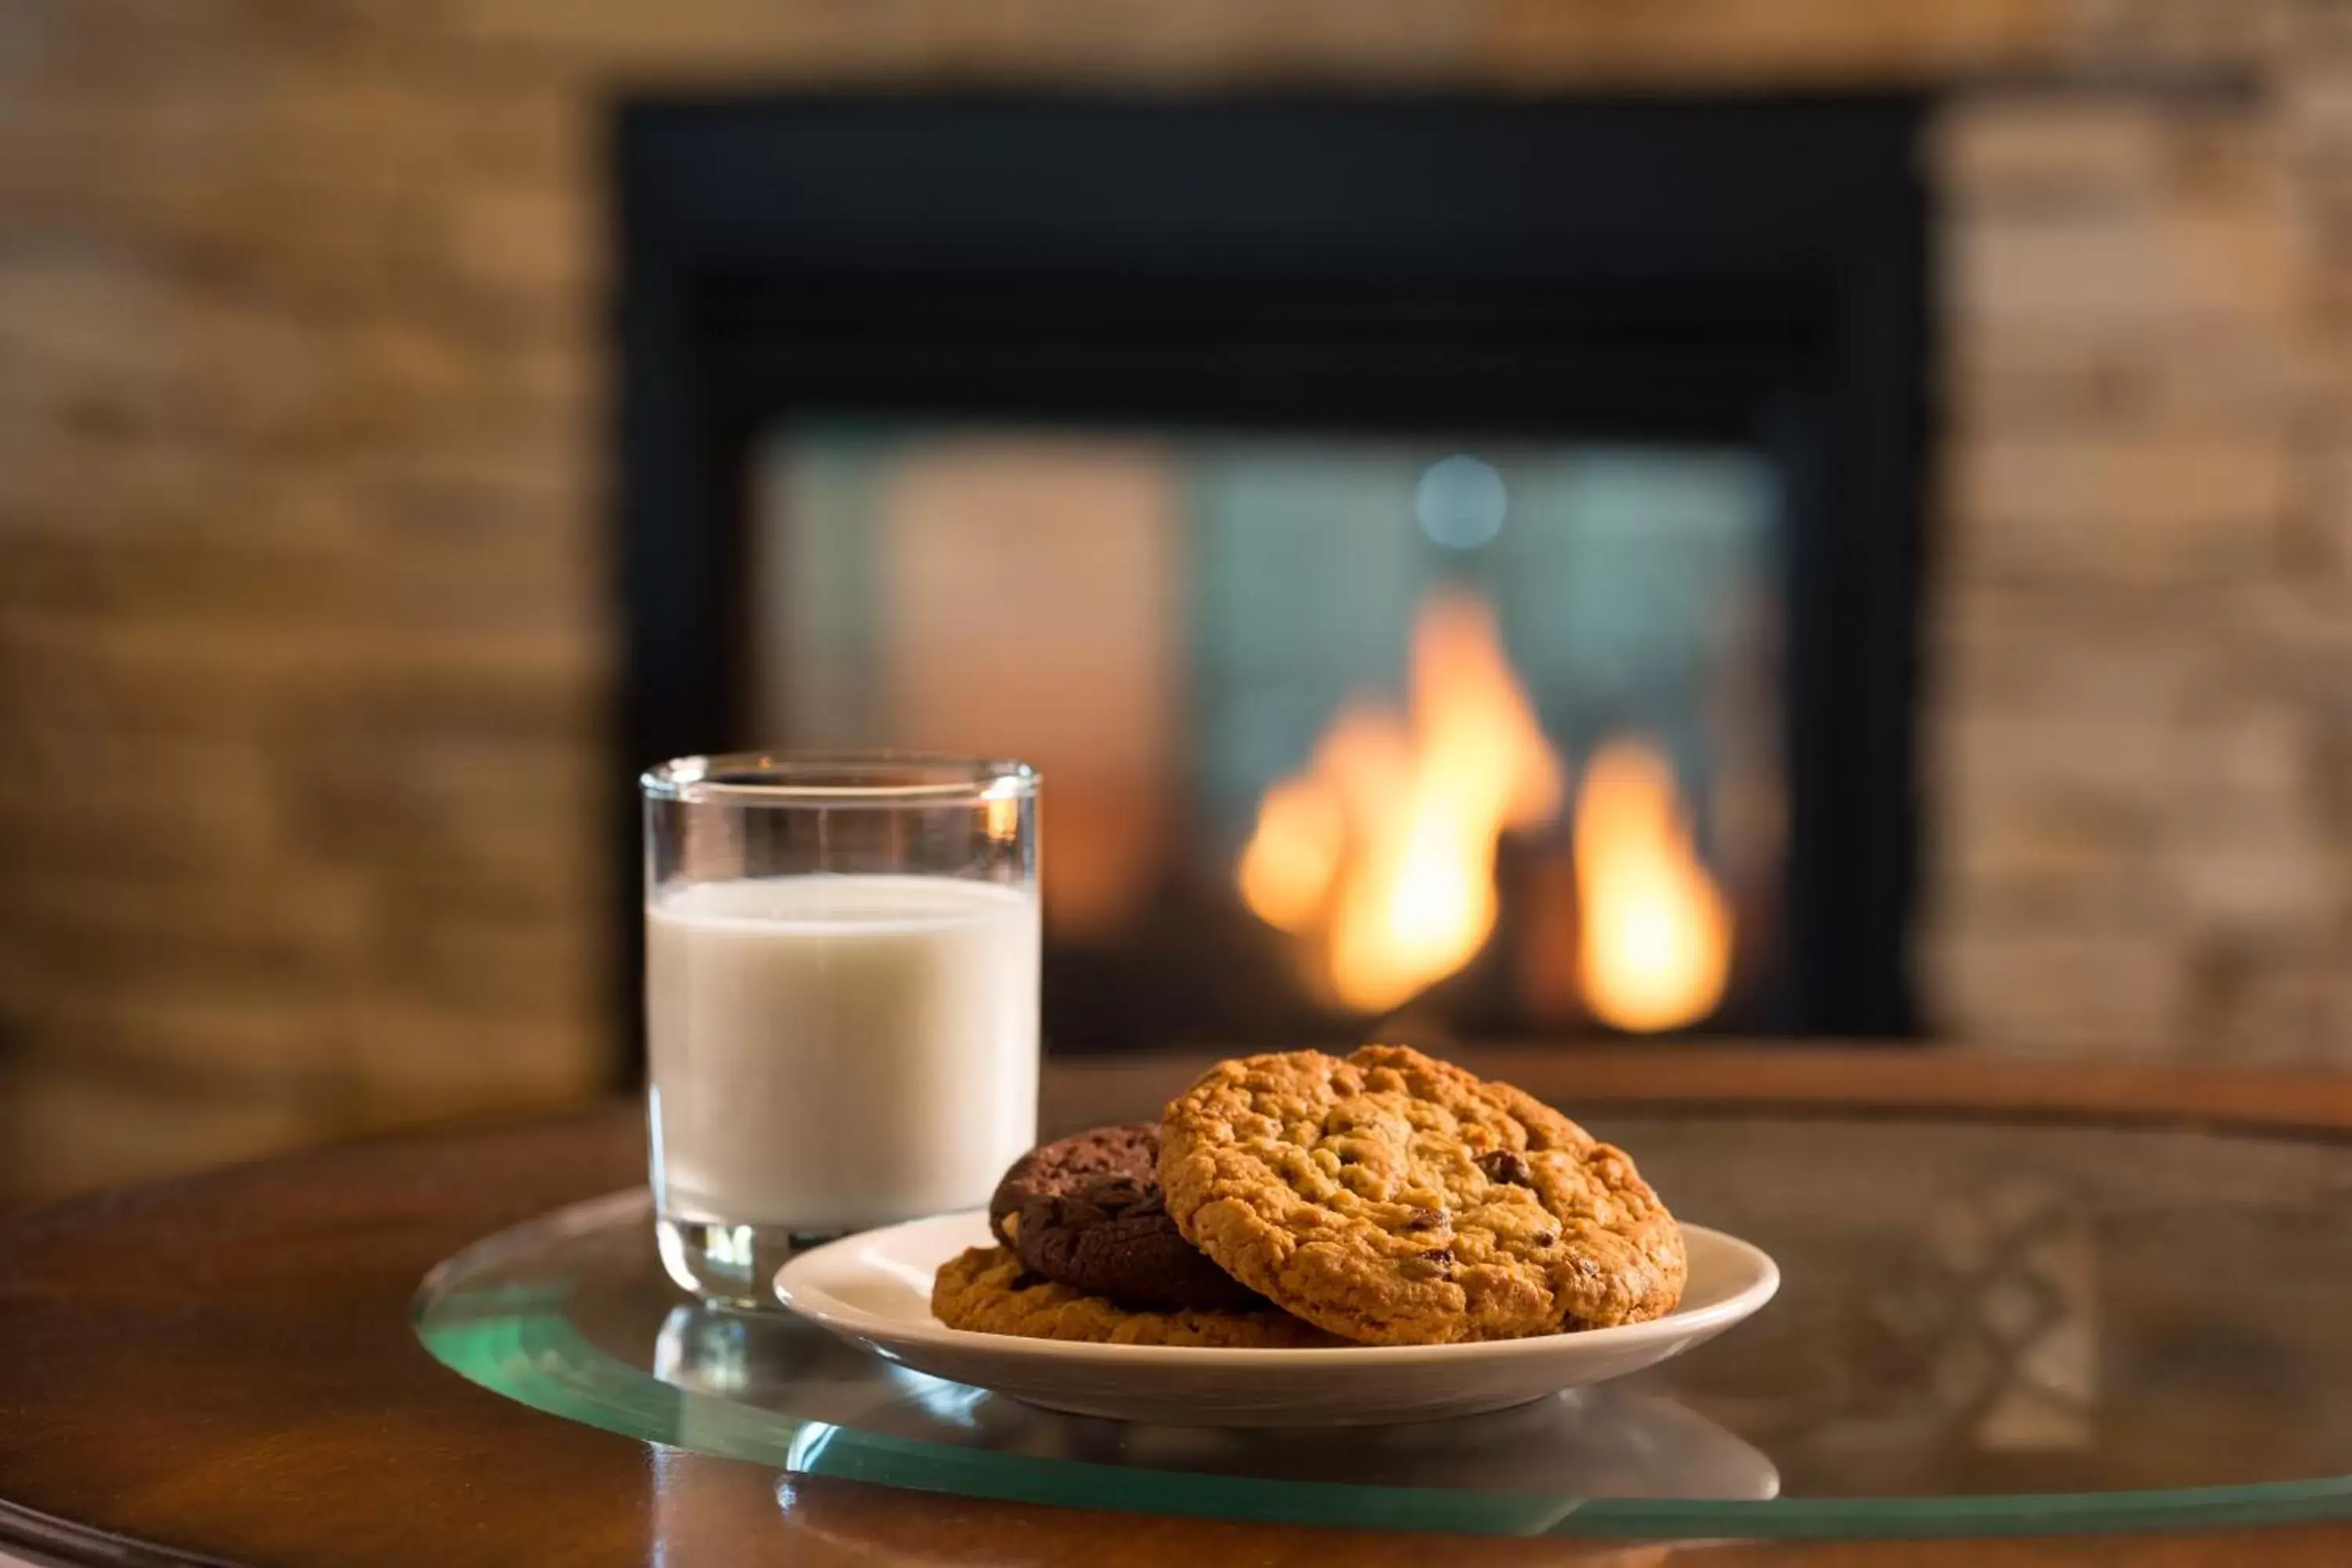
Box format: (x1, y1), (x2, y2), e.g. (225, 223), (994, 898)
(753, 423), (1780, 1050)
(617, 96), (1929, 1057)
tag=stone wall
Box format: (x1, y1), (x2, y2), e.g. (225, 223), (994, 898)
(2, 0), (2347, 1202)
(1927, 17), (2352, 1061)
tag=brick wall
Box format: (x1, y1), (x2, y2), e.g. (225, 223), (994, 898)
(2, 0), (2347, 1203)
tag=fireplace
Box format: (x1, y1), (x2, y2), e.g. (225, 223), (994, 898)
(616, 95), (1929, 1056)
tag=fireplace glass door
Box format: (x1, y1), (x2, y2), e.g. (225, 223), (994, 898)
(750, 421), (1784, 1053)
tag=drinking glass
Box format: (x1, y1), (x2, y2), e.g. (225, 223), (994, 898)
(641, 753), (1040, 1308)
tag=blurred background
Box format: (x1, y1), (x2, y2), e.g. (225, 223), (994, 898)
(5, 0), (2350, 1207)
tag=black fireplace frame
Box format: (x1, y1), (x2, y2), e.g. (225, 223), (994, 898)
(613, 93), (1930, 1063)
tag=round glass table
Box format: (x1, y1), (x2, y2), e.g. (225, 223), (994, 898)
(414, 1106), (2352, 1542)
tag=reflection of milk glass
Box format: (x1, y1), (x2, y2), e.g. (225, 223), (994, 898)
(653, 1301), (971, 1480)
(642, 755), (1040, 1308)
(655, 1306), (750, 1398)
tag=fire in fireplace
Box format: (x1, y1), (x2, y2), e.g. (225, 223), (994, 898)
(616, 94), (1929, 1056)
(1232, 586), (1744, 1037)
(1236, 585), (1578, 1022)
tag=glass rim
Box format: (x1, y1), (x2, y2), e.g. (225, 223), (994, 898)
(640, 750), (1039, 807)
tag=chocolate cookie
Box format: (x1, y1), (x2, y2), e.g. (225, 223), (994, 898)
(931, 1246), (1331, 1347)
(988, 1123), (1160, 1246)
(1159, 1044), (1686, 1345)
(1014, 1176), (1269, 1311)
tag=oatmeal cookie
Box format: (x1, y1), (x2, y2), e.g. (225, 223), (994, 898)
(1158, 1044), (1686, 1345)
(930, 1246), (1331, 1347)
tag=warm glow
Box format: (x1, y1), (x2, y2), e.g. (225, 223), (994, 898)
(1235, 778), (1345, 934)
(1573, 739), (1733, 1033)
(1237, 587), (1563, 1014)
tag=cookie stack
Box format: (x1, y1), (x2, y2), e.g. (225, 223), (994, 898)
(931, 1044), (1686, 1348)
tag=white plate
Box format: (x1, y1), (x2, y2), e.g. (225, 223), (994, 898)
(775, 1210), (1778, 1427)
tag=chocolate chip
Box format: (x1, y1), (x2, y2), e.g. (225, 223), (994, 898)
(1418, 1247), (1454, 1265)
(1477, 1149), (1534, 1186)
(1534, 1232), (1557, 1248)
(1099, 1178), (1149, 1206)
(1406, 1207), (1446, 1230)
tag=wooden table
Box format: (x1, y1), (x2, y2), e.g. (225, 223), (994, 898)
(5, 1047), (2352, 1566)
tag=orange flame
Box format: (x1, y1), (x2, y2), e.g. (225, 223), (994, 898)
(1573, 738), (1733, 1033)
(1239, 588), (1736, 1029)
(1236, 587), (1563, 1014)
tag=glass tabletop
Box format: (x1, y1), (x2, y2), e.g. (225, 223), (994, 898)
(412, 1112), (2352, 1538)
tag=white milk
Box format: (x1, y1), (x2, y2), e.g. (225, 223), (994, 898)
(646, 874), (1040, 1232)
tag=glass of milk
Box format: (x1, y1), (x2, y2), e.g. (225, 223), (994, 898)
(641, 753), (1040, 1308)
